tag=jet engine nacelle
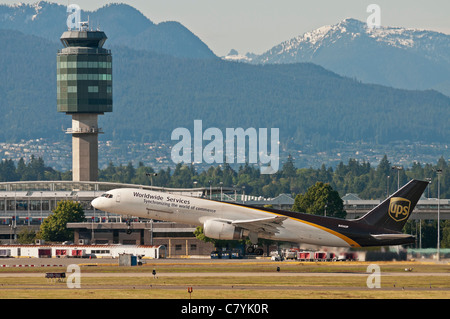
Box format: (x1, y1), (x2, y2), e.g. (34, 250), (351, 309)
(203, 220), (246, 240)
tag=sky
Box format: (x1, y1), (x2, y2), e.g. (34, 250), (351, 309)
(3, 0), (450, 56)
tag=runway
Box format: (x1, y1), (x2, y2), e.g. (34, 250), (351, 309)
(0, 271), (448, 277)
(1, 257), (448, 299)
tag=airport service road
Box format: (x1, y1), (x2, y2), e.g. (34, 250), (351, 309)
(0, 258), (253, 267)
(0, 257), (111, 267)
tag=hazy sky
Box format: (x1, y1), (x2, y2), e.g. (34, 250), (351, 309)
(3, 0), (450, 55)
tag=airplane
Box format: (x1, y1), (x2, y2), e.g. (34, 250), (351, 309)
(91, 179), (428, 248)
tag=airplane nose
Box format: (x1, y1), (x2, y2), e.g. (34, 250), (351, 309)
(91, 197), (102, 209)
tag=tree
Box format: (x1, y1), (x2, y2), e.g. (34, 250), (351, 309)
(193, 226), (237, 248)
(292, 182), (346, 219)
(419, 220), (439, 248)
(281, 154), (296, 178)
(194, 226), (253, 250)
(17, 227), (36, 244)
(38, 200), (85, 242)
(441, 220), (450, 249)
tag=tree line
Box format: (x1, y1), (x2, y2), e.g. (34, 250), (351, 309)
(0, 154), (449, 200)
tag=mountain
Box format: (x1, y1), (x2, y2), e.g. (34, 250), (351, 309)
(238, 18), (450, 96)
(0, 29), (62, 140)
(0, 28), (449, 150)
(108, 47), (450, 148)
(0, 4), (449, 154)
(0, 1), (216, 59)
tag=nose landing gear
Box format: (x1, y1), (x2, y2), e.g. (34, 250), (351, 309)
(126, 218), (132, 234)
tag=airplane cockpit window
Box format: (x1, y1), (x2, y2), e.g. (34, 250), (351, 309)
(101, 193), (114, 199)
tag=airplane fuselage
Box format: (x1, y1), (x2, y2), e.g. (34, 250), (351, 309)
(92, 180), (430, 248)
(91, 187), (413, 248)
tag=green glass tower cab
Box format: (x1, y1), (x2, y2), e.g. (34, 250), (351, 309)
(57, 24), (112, 181)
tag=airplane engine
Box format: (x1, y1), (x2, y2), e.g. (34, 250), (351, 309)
(203, 220), (246, 240)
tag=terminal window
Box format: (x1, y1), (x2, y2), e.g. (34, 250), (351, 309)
(88, 86), (99, 93)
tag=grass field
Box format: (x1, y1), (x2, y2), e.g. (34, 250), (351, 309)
(0, 260), (448, 299)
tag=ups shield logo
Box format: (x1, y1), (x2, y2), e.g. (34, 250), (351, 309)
(389, 197), (411, 222)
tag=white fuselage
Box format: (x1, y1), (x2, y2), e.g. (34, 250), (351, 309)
(91, 188), (356, 247)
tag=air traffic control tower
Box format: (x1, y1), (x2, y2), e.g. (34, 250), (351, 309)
(57, 22), (112, 181)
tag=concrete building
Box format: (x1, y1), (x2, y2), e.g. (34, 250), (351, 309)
(57, 23), (112, 181)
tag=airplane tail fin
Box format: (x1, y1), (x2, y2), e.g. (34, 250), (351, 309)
(354, 179), (429, 232)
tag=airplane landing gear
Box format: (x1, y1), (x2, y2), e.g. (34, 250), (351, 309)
(126, 219), (132, 234)
(246, 245), (264, 255)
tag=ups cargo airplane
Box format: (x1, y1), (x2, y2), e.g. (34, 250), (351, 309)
(91, 179), (428, 248)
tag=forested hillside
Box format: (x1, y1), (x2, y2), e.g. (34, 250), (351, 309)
(1, 29), (449, 150)
(109, 47), (450, 148)
(0, 2), (216, 59)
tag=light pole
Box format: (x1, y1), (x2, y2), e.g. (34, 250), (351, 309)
(391, 166), (403, 190)
(14, 190), (16, 243)
(40, 191), (43, 224)
(192, 181), (198, 197)
(386, 175), (390, 198)
(435, 169), (442, 261)
(146, 173), (158, 187)
(209, 180), (212, 200)
(422, 178), (432, 249)
(425, 177), (431, 198)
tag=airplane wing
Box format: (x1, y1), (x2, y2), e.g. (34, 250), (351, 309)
(231, 216), (288, 235)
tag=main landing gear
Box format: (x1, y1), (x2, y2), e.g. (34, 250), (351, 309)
(246, 245), (264, 256)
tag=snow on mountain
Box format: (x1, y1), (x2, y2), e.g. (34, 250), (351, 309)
(227, 18), (450, 95)
(222, 49), (253, 62)
(249, 18), (450, 64)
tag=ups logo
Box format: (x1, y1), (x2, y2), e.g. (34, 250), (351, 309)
(389, 197), (411, 222)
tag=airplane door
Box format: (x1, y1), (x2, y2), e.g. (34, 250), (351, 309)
(116, 193), (121, 203)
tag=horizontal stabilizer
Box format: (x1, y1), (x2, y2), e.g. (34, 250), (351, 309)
(371, 234), (414, 240)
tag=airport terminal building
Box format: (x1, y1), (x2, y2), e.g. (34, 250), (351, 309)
(0, 180), (448, 257)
